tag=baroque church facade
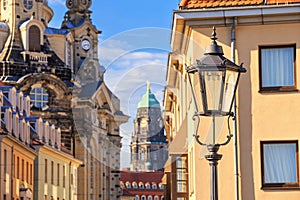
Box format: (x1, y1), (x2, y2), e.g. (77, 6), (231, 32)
(130, 82), (168, 172)
(0, 0), (128, 199)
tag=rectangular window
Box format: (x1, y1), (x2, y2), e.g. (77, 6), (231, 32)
(13, 155), (15, 178)
(22, 159), (24, 181)
(51, 161), (54, 184)
(71, 173), (73, 185)
(4, 150), (7, 181)
(261, 141), (299, 188)
(259, 45), (296, 91)
(30, 164), (33, 185)
(63, 165), (65, 188)
(57, 163), (60, 186)
(176, 156), (188, 193)
(26, 162), (29, 183)
(17, 157), (19, 179)
(45, 159), (48, 183)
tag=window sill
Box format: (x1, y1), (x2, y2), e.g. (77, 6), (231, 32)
(261, 186), (300, 191)
(259, 89), (299, 93)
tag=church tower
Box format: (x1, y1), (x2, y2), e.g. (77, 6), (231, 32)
(0, 0), (70, 80)
(130, 82), (168, 172)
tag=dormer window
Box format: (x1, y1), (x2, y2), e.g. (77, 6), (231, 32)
(145, 183), (150, 190)
(125, 182), (131, 189)
(23, 0), (33, 10)
(29, 25), (41, 52)
(159, 183), (164, 190)
(132, 182), (138, 189)
(152, 183), (157, 190)
(139, 182), (144, 189)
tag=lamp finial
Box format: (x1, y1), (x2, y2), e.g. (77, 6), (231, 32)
(205, 26), (223, 55)
(211, 26), (218, 44)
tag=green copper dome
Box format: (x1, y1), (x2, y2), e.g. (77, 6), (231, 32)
(138, 82), (160, 108)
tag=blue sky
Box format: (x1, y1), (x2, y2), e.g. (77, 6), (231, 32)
(49, 0), (178, 168)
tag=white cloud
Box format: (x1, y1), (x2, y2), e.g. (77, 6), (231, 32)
(98, 27), (171, 168)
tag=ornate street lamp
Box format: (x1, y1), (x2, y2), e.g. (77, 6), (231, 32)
(186, 27), (246, 200)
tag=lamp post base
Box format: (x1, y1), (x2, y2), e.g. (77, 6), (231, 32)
(205, 144), (223, 200)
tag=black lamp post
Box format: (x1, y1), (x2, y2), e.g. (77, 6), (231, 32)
(186, 27), (246, 200)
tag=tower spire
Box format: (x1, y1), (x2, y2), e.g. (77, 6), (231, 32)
(147, 80), (151, 92)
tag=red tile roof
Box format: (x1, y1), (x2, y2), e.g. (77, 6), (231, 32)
(179, 0), (300, 9)
(267, 0), (300, 4)
(120, 171), (164, 183)
(120, 171), (164, 197)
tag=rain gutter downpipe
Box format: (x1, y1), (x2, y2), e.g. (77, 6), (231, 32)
(231, 16), (240, 200)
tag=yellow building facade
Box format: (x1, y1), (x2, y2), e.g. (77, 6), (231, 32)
(164, 1), (300, 199)
(0, 87), (37, 199)
(0, 133), (37, 199)
(0, 86), (82, 200)
(34, 145), (82, 200)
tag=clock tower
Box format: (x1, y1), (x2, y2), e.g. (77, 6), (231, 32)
(62, 0), (103, 81)
(130, 82), (168, 172)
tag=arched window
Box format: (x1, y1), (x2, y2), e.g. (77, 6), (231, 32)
(152, 183), (157, 190)
(135, 195), (139, 200)
(132, 182), (138, 189)
(29, 25), (41, 52)
(139, 182), (144, 189)
(148, 196), (152, 200)
(125, 182), (131, 189)
(30, 87), (48, 108)
(141, 195), (146, 200)
(145, 183), (150, 190)
(161, 196), (164, 200)
(159, 183), (164, 190)
(154, 196), (159, 200)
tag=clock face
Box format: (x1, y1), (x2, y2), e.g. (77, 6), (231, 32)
(81, 39), (91, 51)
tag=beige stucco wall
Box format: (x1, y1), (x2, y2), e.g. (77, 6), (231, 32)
(190, 23), (300, 199)
(167, 15), (300, 200)
(34, 146), (81, 200)
(237, 23), (300, 200)
(0, 136), (37, 199)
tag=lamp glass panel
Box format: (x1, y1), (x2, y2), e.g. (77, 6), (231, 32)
(188, 72), (204, 114)
(222, 70), (239, 113)
(201, 70), (224, 113)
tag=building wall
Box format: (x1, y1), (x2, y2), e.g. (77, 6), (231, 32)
(34, 146), (81, 200)
(165, 4), (300, 200)
(0, 136), (36, 200)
